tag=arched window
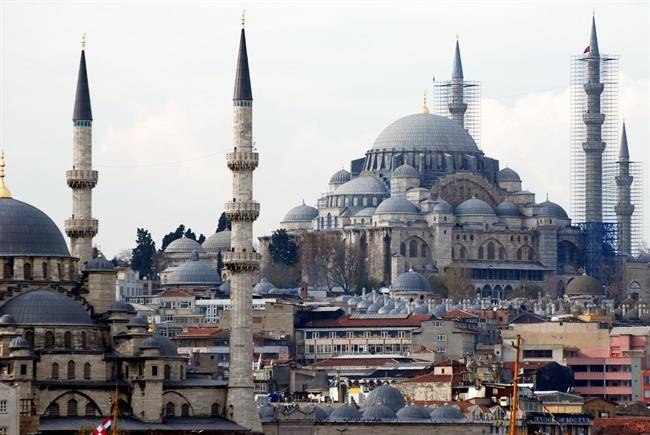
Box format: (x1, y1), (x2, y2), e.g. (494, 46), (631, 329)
(326, 213), (331, 228)
(25, 330), (34, 347)
(3, 260), (12, 278)
(165, 402), (175, 417)
(44, 331), (55, 348)
(164, 365), (171, 380)
(64, 331), (72, 349)
(516, 248), (522, 261)
(42, 262), (49, 279)
(460, 246), (467, 260)
(84, 363), (91, 380)
(46, 403), (59, 416)
(211, 402), (219, 417)
(487, 242), (496, 260)
(81, 331), (87, 349)
(23, 262), (32, 280)
(67, 399), (78, 416)
(409, 240), (418, 257)
(421, 243), (428, 258)
(67, 361), (75, 380)
(334, 216), (338, 228)
(499, 247), (506, 260)
(57, 263), (64, 279)
(478, 247), (484, 260)
(528, 249), (534, 262)
(181, 404), (190, 417)
(85, 402), (96, 417)
(400, 243), (406, 256)
(51, 362), (59, 379)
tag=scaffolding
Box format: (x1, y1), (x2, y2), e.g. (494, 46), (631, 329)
(433, 80), (481, 147)
(630, 161), (645, 256)
(577, 222), (621, 286)
(569, 53), (620, 225)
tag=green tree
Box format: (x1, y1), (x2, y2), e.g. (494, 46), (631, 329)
(131, 228), (156, 279)
(428, 275), (448, 298)
(197, 234), (206, 244)
(217, 212), (232, 232)
(184, 228), (197, 241)
(269, 229), (299, 266)
(161, 224), (185, 251)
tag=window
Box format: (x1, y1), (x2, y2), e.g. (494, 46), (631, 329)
(181, 404), (190, 417)
(436, 334), (447, 341)
(487, 242), (496, 260)
(81, 331), (87, 349)
(46, 403), (59, 416)
(499, 247), (506, 260)
(347, 332), (354, 339)
(23, 262), (32, 280)
(20, 364), (27, 375)
(42, 262), (48, 279)
(165, 402), (175, 417)
(84, 363), (91, 380)
(523, 349), (552, 359)
(409, 240), (418, 257)
(329, 332), (336, 339)
(51, 362), (59, 379)
(67, 399), (78, 416)
(211, 402), (219, 416)
(0, 400), (6, 413)
(85, 403), (96, 417)
(67, 361), (75, 379)
(64, 331), (72, 348)
(44, 331), (55, 348)
(400, 243), (406, 256)
(421, 243), (428, 257)
(164, 365), (171, 380)
(478, 247), (484, 259)
(25, 330), (34, 346)
(0, 428), (6, 435)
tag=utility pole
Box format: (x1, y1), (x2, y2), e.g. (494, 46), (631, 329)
(509, 335), (521, 435)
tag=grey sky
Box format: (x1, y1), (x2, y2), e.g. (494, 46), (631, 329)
(1, 1), (648, 258)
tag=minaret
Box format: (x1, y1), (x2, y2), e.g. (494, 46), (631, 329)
(223, 17), (262, 432)
(615, 122), (634, 255)
(65, 36), (98, 268)
(582, 16), (606, 223)
(448, 38), (467, 128)
(0, 151), (12, 199)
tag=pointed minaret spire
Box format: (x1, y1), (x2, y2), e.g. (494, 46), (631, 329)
(0, 151), (13, 199)
(73, 35), (92, 121)
(233, 17), (252, 102)
(619, 121), (629, 158)
(588, 15), (600, 59)
(452, 38), (464, 80)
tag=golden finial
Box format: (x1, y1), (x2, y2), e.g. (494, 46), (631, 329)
(0, 151), (13, 199)
(420, 90), (429, 114)
(81, 33), (86, 50)
(241, 10), (246, 27)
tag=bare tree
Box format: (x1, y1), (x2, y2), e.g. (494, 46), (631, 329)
(329, 237), (362, 292)
(300, 233), (362, 292)
(442, 261), (473, 302)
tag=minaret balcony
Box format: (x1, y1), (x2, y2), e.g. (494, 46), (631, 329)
(582, 140), (605, 153)
(615, 175), (633, 187)
(583, 82), (604, 95)
(223, 251), (261, 272)
(226, 151), (259, 171)
(224, 200), (260, 222)
(64, 218), (98, 237)
(582, 112), (605, 125)
(66, 170), (98, 189)
(448, 102), (468, 114)
(615, 204), (634, 216)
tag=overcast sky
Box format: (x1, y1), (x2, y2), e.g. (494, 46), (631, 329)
(1, 1), (648, 258)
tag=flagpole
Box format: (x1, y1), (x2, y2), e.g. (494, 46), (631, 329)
(112, 382), (119, 435)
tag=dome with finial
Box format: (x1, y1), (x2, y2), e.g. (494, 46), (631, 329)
(432, 197), (453, 214)
(282, 202), (318, 223)
(362, 404), (397, 421)
(165, 252), (220, 286)
(330, 169), (351, 185)
(566, 274), (604, 297)
(85, 253), (115, 272)
(498, 167), (521, 182)
(9, 336), (31, 349)
(392, 269), (432, 294)
(392, 163), (420, 179)
(363, 384), (406, 412)
(455, 197), (495, 216)
(165, 236), (205, 255)
(202, 230), (231, 254)
(328, 404), (361, 421)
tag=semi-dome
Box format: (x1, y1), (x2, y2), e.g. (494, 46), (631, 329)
(430, 406), (467, 421)
(109, 301), (136, 314)
(432, 197), (453, 214)
(496, 201), (520, 217)
(455, 197), (495, 216)
(336, 176), (388, 195)
(392, 270), (432, 294)
(538, 200), (569, 219)
(202, 230), (231, 254)
(566, 274), (603, 296)
(329, 404), (361, 421)
(397, 405), (432, 421)
(355, 207), (376, 217)
(0, 314), (16, 325)
(9, 336), (31, 349)
(166, 252), (221, 286)
(392, 164), (419, 179)
(84, 256), (115, 272)
(139, 334), (179, 356)
(498, 167), (521, 182)
(165, 236), (205, 255)
(363, 384), (406, 412)
(0, 198), (70, 257)
(362, 404), (397, 420)
(283, 203), (318, 223)
(330, 169), (351, 185)
(0, 289), (93, 325)
(372, 113), (479, 154)
(375, 197), (419, 215)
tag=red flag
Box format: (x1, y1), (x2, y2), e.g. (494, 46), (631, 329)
(92, 417), (112, 435)
(583, 46), (590, 54)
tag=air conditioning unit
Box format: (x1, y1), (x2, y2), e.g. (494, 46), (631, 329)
(499, 397), (509, 407)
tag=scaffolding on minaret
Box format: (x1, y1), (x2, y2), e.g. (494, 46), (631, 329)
(432, 79), (481, 147)
(630, 161), (645, 256)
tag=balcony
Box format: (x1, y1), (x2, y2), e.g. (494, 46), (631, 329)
(574, 371), (632, 381)
(66, 169), (98, 188)
(224, 201), (260, 222)
(64, 218), (98, 238)
(226, 151), (259, 171)
(223, 251), (261, 272)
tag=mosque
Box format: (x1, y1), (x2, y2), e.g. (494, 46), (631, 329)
(267, 18), (650, 301)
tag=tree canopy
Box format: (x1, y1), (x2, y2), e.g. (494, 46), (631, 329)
(131, 228), (156, 279)
(268, 229), (299, 266)
(161, 225), (205, 251)
(217, 212), (232, 233)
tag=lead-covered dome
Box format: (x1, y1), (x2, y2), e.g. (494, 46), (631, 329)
(397, 405), (432, 421)
(202, 230), (231, 254)
(375, 197), (419, 215)
(430, 406), (467, 421)
(372, 113), (479, 154)
(0, 289), (93, 325)
(283, 203), (318, 223)
(166, 252), (221, 286)
(433, 197), (453, 214)
(496, 201), (520, 217)
(498, 167), (521, 182)
(328, 404), (361, 421)
(336, 176), (388, 195)
(456, 197), (495, 216)
(362, 404), (397, 420)
(139, 334), (179, 356)
(392, 270), (432, 293)
(363, 384), (406, 412)
(84, 256), (115, 272)
(566, 274), (603, 296)
(0, 198), (70, 257)
(392, 164), (419, 179)
(165, 236), (205, 255)
(538, 200), (569, 219)
(330, 169), (351, 184)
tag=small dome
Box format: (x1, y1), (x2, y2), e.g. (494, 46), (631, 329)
(362, 404), (397, 421)
(364, 384), (406, 412)
(356, 299), (371, 310)
(330, 169), (351, 185)
(84, 256), (115, 272)
(165, 256), (221, 286)
(0, 289), (93, 325)
(392, 164), (419, 179)
(496, 201), (520, 217)
(566, 274), (604, 296)
(498, 167), (521, 182)
(328, 404), (361, 421)
(0, 314), (16, 325)
(397, 405), (432, 421)
(127, 316), (148, 328)
(377, 305), (392, 314)
(254, 278), (276, 295)
(336, 176), (388, 196)
(538, 201), (569, 219)
(375, 197), (419, 215)
(455, 197), (495, 216)
(430, 406), (467, 421)
(347, 296), (361, 306)
(202, 230), (231, 254)
(366, 303), (382, 314)
(432, 197), (453, 214)
(9, 336), (31, 349)
(283, 203), (318, 223)
(165, 236), (205, 255)
(110, 301), (136, 314)
(414, 304), (429, 314)
(139, 334), (179, 356)
(355, 207), (376, 217)
(392, 270), (432, 294)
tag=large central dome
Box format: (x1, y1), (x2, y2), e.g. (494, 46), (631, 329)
(372, 113), (479, 153)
